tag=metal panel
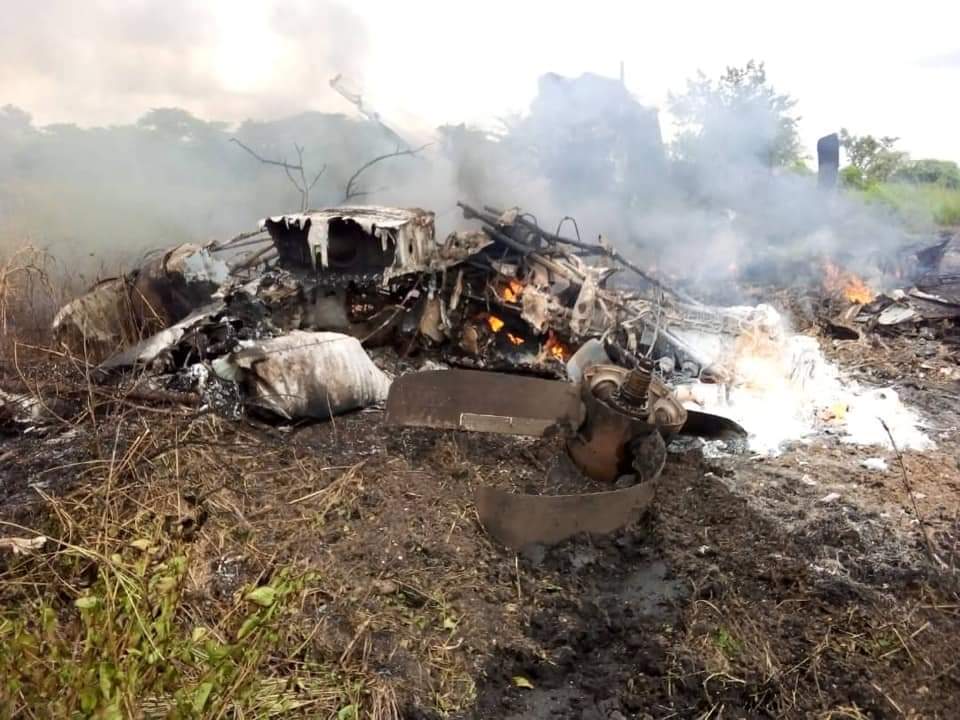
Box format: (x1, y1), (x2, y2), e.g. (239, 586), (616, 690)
(385, 369), (583, 437)
(475, 481), (656, 550)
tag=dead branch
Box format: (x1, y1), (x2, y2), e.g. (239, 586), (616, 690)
(343, 143), (431, 203)
(330, 73), (411, 150)
(879, 418), (943, 568)
(230, 138), (327, 213)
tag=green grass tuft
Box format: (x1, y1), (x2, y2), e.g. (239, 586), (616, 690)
(855, 182), (960, 228)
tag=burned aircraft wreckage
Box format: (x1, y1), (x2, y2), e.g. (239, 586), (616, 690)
(52, 203), (770, 547)
(52, 198), (960, 545)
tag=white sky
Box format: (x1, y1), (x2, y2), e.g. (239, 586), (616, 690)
(3, 0), (959, 161)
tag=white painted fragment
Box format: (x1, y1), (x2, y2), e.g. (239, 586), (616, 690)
(860, 457), (889, 472)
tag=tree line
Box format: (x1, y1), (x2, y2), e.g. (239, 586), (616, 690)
(0, 60), (955, 276)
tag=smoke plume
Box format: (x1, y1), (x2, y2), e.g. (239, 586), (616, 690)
(0, 14), (925, 297)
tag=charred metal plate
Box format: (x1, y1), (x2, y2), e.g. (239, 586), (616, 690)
(476, 481), (655, 550)
(679, 410), (747, 441)
(385, 369), (583, 437)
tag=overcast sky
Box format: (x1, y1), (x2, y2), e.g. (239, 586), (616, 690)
(2, 0), (958, 161)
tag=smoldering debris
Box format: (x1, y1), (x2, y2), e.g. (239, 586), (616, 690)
(44, 200), (757, 548)
(51, 209), (955, 560)
(50, 201), (946, 456)
(852, 233), (960, 341)
(53, 201), (753, 419)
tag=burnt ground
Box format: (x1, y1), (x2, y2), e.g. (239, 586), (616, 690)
(1, 328), (959, 718)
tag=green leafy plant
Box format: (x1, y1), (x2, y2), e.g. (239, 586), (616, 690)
(714, 627), (741, 658)
(0, 538), (315, 719)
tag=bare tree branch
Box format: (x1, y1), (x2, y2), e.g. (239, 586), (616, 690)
(230, 138), (301, 172)
(231, 138), (326, 212)
(294, 144), (308, 202)
(307, 167), (327, 192)
(343, 143), (432, 202)
(282, 164), (301, 199)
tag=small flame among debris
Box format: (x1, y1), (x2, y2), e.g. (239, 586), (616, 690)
(842, 277), (875, 304)
(543, 331), (570, 362)
(500, 278), (524, 304)
(822, 260), (875, 304)
(486, 315), (525, 345)
(487, 315), (505, 333)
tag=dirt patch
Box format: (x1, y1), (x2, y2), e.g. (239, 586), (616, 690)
(470, 447), (960, 719)
(472, 530), (683, 720)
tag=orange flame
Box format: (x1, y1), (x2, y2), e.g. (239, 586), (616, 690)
(842, 276), (874, 304)
(822, 260), (875, 304)
(487, 315), (525, 344)
(543, 331), (570, 361)
(501, 278), (524, 303)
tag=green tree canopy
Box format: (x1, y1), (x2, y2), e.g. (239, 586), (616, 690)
(838, 129), (907, 187)
(668, 60), (803, 169)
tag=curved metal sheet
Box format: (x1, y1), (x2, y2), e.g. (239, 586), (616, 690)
(476, 481), (656, 550)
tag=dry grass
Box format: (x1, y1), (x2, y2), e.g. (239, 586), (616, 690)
(0, 241), (519, 718)
(0, 359), (487, 718)
(0, 246), (58, 332)
(0, 408), (383, 718)
(0, 246), (70, 357)
(665, 574), (959, 719)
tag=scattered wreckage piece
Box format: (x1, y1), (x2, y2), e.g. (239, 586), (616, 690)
(451, 201), (721, 373)
(476, 482), (655, 550)
(479, 203), (703, 307)
(98, 304), (223, 373)
(385, 369), (582, 436)
(854, 288), (960, 342)
(260, 206), (481, 283)
(132, 244), (229, 328)
(0, 389), (70, 433)
(0, 535), (48, 556)
(678, 409), (747, 441)
(52, 277), (135, 356)
(385, 361), (742, 549)
(212, 331), (390, 421)
(567, 363), (684, 483)
(53, 243), (229, 358)
(843, 231), (960, 343)
(385, 363), (701, 483)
